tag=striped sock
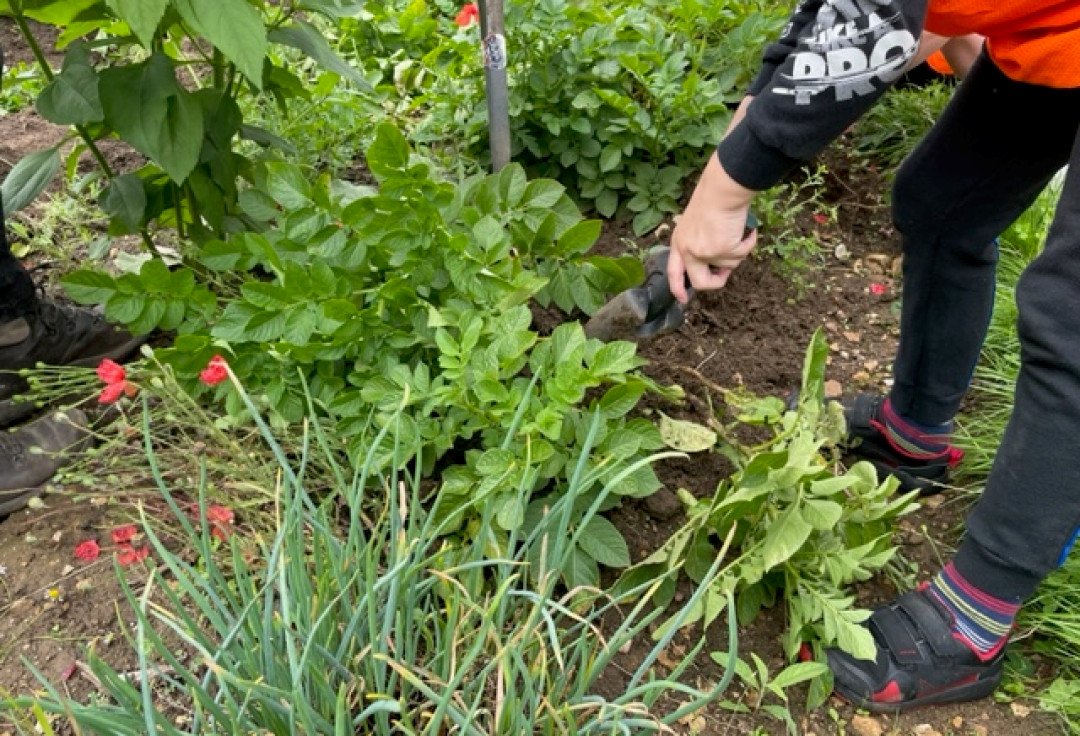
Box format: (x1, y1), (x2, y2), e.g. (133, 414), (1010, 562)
(925, 562), (1020, 660)
(872, 398), (955, 461)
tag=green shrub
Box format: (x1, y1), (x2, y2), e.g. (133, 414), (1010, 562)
(58, 125), (674, 586)
(343, 0), (787, 233)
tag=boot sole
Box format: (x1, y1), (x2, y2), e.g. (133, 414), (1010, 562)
(0, 485), (48, 518)
(834, 670), (1001, 714)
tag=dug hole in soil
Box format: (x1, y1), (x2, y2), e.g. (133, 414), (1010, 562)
(0, 22), (1062, 734)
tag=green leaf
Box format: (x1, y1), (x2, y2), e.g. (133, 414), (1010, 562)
(497, 163), (528, 207)
(473, 216), (505, 254)
(522, 179), (565, 209)
(100, 174), (146, 231)
(269, 20), (370, 91)
(366, 124), (411, 180)
(599, 144), (622, 173)
(632, 208), (666, 236)
(36, 43), (102, 126)
(106, 0), (168, 46)
(577, 515), (630, 568)
(597, 382), (645, 419)
(139, 258), (172, 293)
(557, 220), (601, 255)
(242, 282), (293, 311)
(589, 341), (640, 376)
(565, 546), (600, 589)
(658, 414), (717, 453)
(129, 298), (167, 334)
(238, 187), (280, 221)
(173, 0), (267, 86)
(284, 307), (318, 344)
(801, 499), (843, 530)
(595, 188), (618, 218)
(495, 493), (525, 531)
(62, 270), (117, 305)
(262, 162), (312, 209)
(476, 448), (515, 476)
(106, 292), (146, 324)
(800, 328), (829, 407)
(1, 146), (59, 214)
(761, 504), (813, 570)
(769, 662), (829, 692)
(99, 54), (203, 183)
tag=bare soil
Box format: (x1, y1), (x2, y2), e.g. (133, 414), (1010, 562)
(0, 22), (1065, 736)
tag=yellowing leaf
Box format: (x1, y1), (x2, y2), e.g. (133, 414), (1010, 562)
(658, 414), (716, 453)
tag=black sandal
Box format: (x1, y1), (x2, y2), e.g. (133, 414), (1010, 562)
(826, 590), (1005, 713)
(842, 394), (959, 496)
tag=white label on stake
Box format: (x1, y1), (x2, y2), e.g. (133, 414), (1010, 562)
(483, 33), (507, 70)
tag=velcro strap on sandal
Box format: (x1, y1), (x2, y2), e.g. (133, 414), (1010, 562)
(870, 605), (923, 665)
(895, 591), (956, 658)
(870, 591), (956, 666)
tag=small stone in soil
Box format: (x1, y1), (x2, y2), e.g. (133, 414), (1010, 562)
(849, 713), (883, 736)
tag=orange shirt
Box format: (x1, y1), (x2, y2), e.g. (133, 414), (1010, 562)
(926, 0), (1080, 88)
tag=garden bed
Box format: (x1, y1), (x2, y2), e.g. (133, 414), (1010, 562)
(0, 123), (1057, 735)
(0, 9), (1065, 733)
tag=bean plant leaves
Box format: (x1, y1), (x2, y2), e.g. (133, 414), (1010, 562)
(173, 0), (267, 87)
(269, 21), (370, 91)
(99, 54), (203, 183)
(1, 146), (60, 214)
(100, 174), (147, 231)
(36, 43), (102, 126)
(105, 0), (168, 47)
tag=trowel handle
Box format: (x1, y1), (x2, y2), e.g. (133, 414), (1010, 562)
(644, 211), (759, 312)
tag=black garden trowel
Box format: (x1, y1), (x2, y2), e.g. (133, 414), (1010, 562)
(584, 213), (758, 343)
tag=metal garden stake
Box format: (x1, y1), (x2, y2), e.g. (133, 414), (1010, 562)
(476, 0), (510, 172)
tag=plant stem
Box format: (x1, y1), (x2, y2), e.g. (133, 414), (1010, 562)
(13, 6), (163, 258)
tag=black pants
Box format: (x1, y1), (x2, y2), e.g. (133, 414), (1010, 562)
(0, 41), (35, 323)
(889, 50), (1080, 600)
(0, 198), (36, 322)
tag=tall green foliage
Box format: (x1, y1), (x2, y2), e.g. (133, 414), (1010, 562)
(620, 331), (918, 708)
(1, 0), (366, 243)
(60, 125), (668, 585)
(345, 0), (785, 233)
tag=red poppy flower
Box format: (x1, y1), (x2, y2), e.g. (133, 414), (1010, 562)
(116, 544), (150, 566)
(111, 525), (138, 545)
(199, 355), (229, 386)
(454, 3), (479, 26)
(869, 283), (887, 295)
(96, 359), (126, 385)
(74, 539), (100, 562)
(98, 381), (127, 404)
(206, 505), (234, 524)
